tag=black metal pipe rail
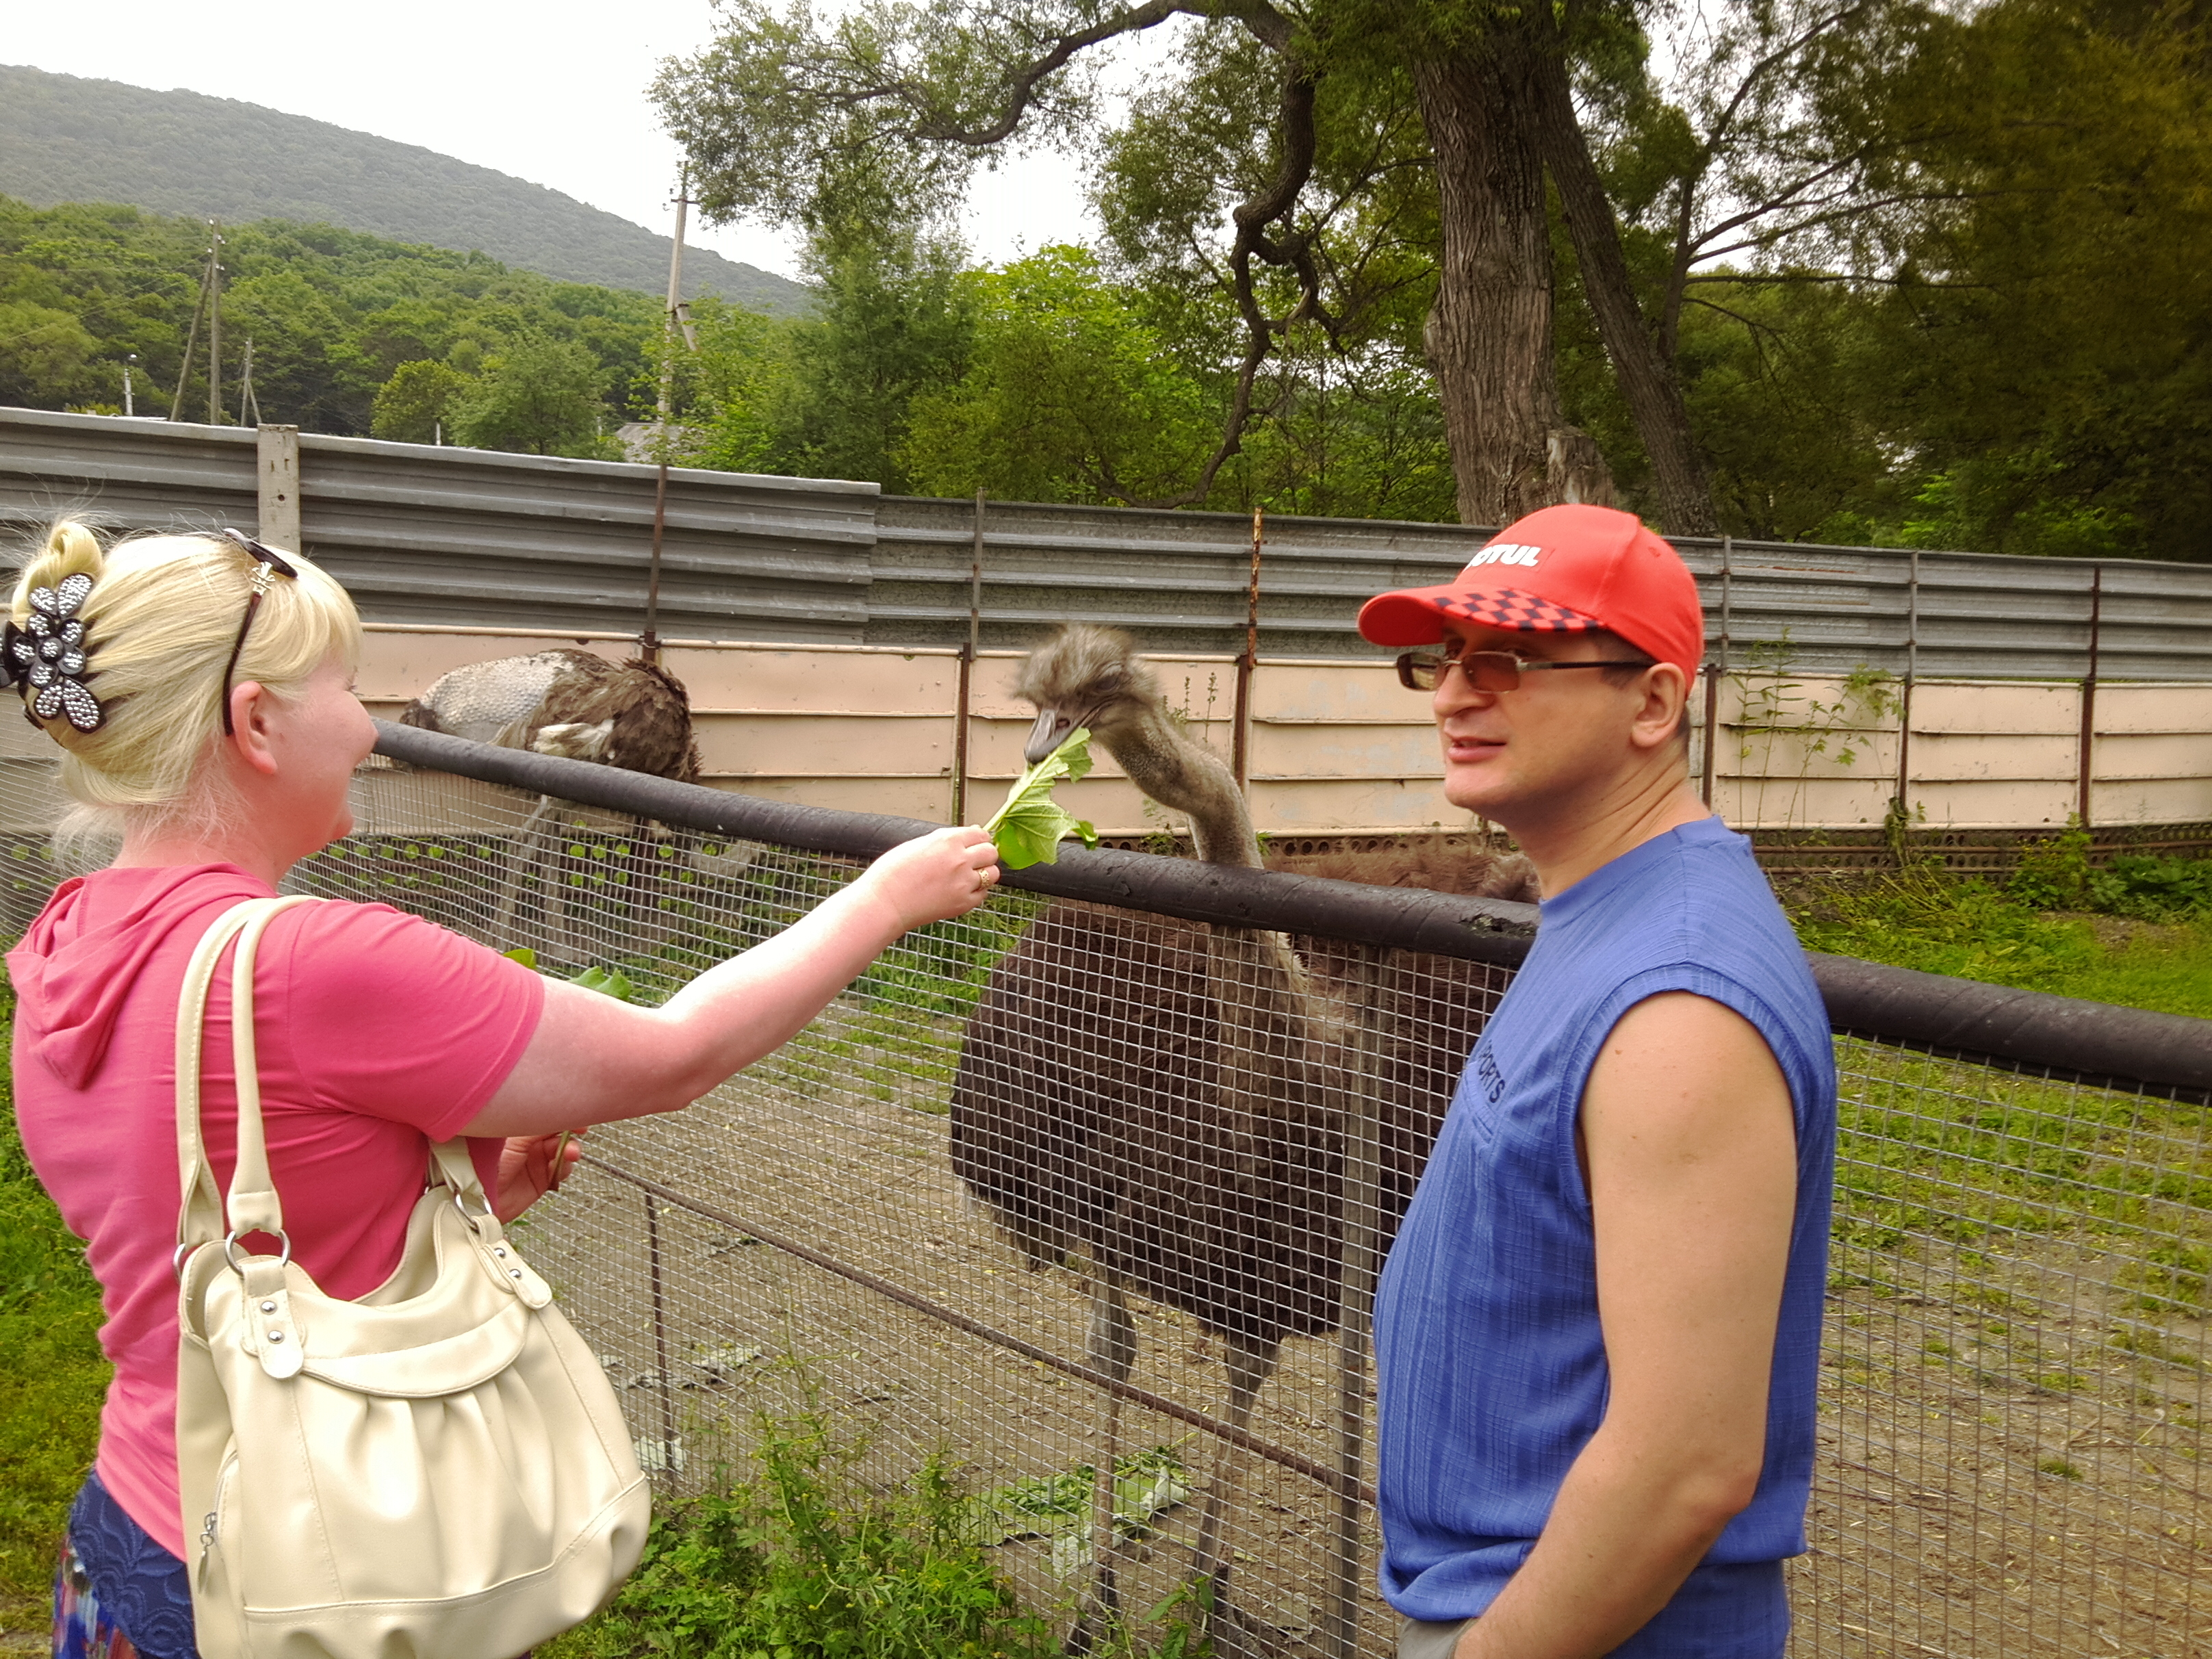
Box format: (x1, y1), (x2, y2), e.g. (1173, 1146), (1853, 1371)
(372, 722), (2212, 1105)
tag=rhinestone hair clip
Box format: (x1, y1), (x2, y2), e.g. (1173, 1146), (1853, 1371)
(3, 572), (103, 734)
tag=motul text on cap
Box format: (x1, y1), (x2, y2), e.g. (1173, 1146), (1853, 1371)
(1356, 504), (1707, 678)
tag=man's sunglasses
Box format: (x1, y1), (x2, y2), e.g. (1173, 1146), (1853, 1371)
(216, 529), (300, 736)
(1396, 645), (1655, 693)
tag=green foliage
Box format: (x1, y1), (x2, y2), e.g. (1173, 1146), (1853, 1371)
(0, 297), (99, 409)
(1788, 867), (2212, 1020)
(371, 359), (474, 443)
(771, 227), (975, 491)
(670, 299), (788, 473)
(539, 1406), (1056, 1659)
(567, 964), (641, 1003)
(448, 332), (620, 459)
(0, 195), (664, 439)
(0, 977), (110, 1625)
(901, 248), (1218, 504)
(984, 728), (1098, 871)
(2010, 823), (2212, 921)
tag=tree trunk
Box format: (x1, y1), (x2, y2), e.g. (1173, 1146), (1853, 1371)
(1530, 37), (1720, 535)
(1412, 38), (1570, 529)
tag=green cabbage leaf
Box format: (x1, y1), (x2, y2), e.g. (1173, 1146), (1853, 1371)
(984, 727), (1100, 869)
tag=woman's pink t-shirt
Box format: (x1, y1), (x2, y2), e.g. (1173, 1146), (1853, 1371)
(8, 863), (545, 1558)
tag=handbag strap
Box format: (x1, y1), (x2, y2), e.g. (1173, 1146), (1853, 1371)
(174, 895), (504, 1259)
(175, 897), (306, 1253)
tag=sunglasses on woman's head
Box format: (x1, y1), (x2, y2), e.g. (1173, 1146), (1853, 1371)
(216, 529), (300, 737)
(1396, 643), (1656, 693)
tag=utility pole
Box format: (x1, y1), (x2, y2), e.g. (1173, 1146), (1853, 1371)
(240, 337), (262, 426)
(205, 222), (224, 426)
(122, 354), (136, 417)
(170, 223), (219, 422)
(656, 169), (698, 431)
(644, 172), (697, 666)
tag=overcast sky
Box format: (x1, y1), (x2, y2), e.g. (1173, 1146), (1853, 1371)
(8, 1), (1173, 279)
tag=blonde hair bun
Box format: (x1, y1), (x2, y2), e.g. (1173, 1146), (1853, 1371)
(11, 519), (361, 842)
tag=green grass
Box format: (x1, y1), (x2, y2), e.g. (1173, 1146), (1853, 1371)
(1784, 842), (2212, 1020)
(0, 977), (110, 1629)
(540, 1402), (1069, 1659)
(1831, 1041), (2212, 1288)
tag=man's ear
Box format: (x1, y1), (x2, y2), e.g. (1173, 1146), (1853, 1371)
(1630, 663), (1690, 753)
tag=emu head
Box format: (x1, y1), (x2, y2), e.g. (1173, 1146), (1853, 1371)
(1014, 625), (1166, 764)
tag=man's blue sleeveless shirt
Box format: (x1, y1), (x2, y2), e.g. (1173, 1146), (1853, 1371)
(1372, 817), (1836, 1656)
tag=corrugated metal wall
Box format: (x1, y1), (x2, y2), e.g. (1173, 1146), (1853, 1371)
(5, 405), (2212, 677)
(0, 409), (877, 641)
(313, 628), (2212, 836)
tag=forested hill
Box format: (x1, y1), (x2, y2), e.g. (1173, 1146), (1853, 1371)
(0, 196), (682, 449)
(0, 64), (810, 316)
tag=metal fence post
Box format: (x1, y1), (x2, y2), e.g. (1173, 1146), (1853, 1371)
(1702, 537), (1734, 812)
(1894, 549), (1920, 862)
(952, 492), (983, 824)
(1233, 508), (1262, 793)
(2079, 565), (2102, 828)
(255, 424), (300, 552)
(1325, 944), (1385, 1659)
(643, 463), (669, 665)
(643, 1189), (678, 1471)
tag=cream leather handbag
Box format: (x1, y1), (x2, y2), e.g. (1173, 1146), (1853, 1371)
(173, 896), (650, 1659)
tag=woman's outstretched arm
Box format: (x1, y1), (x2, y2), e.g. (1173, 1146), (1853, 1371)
(457, 825), (999, 1138)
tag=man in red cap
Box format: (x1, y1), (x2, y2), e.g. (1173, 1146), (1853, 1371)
(1363, 504), (1836, 1659)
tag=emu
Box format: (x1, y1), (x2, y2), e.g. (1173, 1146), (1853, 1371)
(397, 647), (702, 782)
(398, 649), (704, 955)
(949, 626), (1532, 1651)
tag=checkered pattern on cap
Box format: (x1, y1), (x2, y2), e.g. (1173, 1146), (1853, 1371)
(1433, 589), (1600, 633)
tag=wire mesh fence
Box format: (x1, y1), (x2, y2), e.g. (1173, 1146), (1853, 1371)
(2, 743), (2206, 1658)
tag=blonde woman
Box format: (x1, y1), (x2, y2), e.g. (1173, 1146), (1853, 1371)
(7, 522), (1000, 1659)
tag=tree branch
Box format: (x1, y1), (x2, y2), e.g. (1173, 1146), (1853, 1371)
(910, 1), (1193, 144)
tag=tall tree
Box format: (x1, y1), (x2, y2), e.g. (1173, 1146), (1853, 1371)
(652, 0), (1717, 528)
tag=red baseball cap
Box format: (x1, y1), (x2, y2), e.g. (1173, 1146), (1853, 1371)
(1357, 504), (1706, 676)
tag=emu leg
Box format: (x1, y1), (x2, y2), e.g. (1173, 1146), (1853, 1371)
(1066, 1276), (1135, 1657)
(491, 795), (552, 954)
(1189, 1333), (1282, 1646)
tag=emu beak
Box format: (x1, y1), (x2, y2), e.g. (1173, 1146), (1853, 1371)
(1024, 707), (1076, 766)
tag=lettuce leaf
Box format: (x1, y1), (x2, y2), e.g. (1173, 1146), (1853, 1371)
(984, 727), (1101, 869)
(502, 948), (637, 1002)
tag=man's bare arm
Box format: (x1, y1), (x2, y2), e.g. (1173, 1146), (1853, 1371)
(1456, 992), (1799, 1659)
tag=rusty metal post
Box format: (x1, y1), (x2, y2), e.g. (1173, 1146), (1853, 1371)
(1701, 537), (1734, 812)
(643, 1189), (678, 1471)
(1699, 664), (1720, 807)
(642, 463), (669, 665)
(1893, 549), (1920, 860)
(2078, 565), (2103, 827)
(951, 491), (984, 823)
(1232, 507), (1262, 791)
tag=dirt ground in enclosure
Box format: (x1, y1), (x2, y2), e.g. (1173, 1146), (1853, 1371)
(511, 994), (2211, 1659)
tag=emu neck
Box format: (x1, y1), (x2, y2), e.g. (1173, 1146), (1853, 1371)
(1103, 711), (1263, 870)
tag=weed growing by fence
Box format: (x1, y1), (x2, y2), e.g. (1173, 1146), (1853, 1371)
(2012, 822), (2212, 920)
(1729, 641), (1899, 835)
(539, 1402), (1064, 1659)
